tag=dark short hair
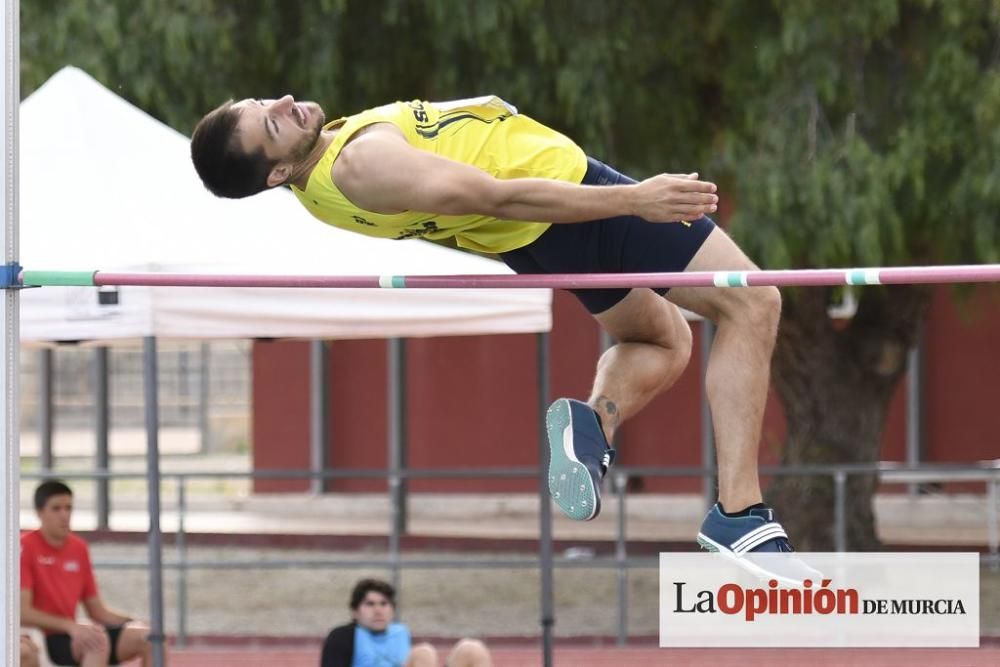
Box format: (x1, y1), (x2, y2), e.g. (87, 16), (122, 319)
(34, 480), (73, 511)
(190, 100), (276, 199)
(350, 578), (396, 610)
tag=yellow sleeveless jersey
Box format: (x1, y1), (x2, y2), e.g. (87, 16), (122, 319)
(291, 96), (588, 254)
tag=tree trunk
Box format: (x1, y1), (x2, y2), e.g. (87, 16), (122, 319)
(766, 285), (930, 551)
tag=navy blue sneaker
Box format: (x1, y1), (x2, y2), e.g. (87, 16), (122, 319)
(697, 503), (822, 586)
(545, 398), (616, 521)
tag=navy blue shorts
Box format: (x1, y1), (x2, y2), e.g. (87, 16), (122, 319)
(500, 157), (716, 314)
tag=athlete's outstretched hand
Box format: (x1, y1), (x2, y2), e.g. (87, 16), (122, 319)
(632, 172), (718, 223)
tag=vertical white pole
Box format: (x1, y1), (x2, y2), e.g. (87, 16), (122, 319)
(1, 1), (20, 664)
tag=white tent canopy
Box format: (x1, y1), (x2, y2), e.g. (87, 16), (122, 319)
(19, 67), (551, 343)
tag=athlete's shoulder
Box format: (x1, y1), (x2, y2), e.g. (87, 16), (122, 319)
(431, 94), (518, 115)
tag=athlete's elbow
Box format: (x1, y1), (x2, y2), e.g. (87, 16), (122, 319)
(477, 179), (524, 219)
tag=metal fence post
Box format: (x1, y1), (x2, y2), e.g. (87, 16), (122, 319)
(536, 332), (554, 667)
(0, 6), (20, 656)
(388, 338), (407, 597)
(700, 322), (716, 511)
(143, 337), (166, 667)
(906, 325), (926, 496)
(38, 348), (53, 471)
(309, 340), (329, 495)
(988, 476), (998, 571)
(95, 347), (110, 530)
(615, 472), (628, 646)
(834, 470), (847, 553)
(198, 343), (211, 453)
(176, 476), (188, 646)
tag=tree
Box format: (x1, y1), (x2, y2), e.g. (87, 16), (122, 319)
(713, 0), (1000, 548)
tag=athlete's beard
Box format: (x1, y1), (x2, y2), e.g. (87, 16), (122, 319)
(288, 106), (326, 162)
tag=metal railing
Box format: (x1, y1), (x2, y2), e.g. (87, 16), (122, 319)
(21, 461), (1000, 646)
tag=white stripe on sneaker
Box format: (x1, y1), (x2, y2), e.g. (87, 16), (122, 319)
(730, 522), (786, 551)
(731, 524), (786, 552)
(562, 423), (579, 464)
(731, 524), (788, 553)
(734, 527), (787, 553)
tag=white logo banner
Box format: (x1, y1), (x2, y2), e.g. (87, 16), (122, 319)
(659, 553), (979, 647)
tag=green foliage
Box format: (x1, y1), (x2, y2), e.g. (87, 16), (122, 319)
(20, 0), (999, 268)
(719, 0), (1000, 270)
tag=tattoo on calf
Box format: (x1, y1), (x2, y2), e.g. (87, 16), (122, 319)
(595, 395), (621, 428)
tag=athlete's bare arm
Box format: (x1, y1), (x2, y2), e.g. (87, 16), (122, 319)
(332, 124), (718, 223)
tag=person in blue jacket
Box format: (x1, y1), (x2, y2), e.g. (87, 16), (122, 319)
(321, 578), (492, 667)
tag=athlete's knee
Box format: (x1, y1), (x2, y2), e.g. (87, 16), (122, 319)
(672, 316), (694, 362)
(723, 286), (781, 337)
(750, 286), (782, 333)
(640, 300), (693, 360)
(646, 310), (692, 391)
(647, 318), (692, 392)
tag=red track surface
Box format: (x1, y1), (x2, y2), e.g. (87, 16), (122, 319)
(162, 645), (1000, 666)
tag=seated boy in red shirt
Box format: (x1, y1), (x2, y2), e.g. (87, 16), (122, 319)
(21, 480), (160, 667)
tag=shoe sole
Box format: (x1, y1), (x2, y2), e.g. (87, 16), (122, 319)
(696, 532), (813, 587)
(546, 399), (600, 521)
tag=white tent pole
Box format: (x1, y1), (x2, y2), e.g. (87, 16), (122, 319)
(1, 1), (19, 664)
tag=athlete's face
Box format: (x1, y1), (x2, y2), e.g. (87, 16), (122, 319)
(352, 591), (395, 632)
(233, 95), (325, 165)
(37, 494), (73, 543)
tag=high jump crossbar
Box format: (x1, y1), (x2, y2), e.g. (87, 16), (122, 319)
(13, 263), (1000, 290)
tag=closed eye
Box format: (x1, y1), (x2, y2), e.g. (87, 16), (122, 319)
(254, 100), (280, 139)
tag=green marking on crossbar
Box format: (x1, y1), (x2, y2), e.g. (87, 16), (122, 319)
(846, 269), (882, 285)
(378, 275), (407, 288)
(713, 271), (748, 287)
(22, 270), (96, 287)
